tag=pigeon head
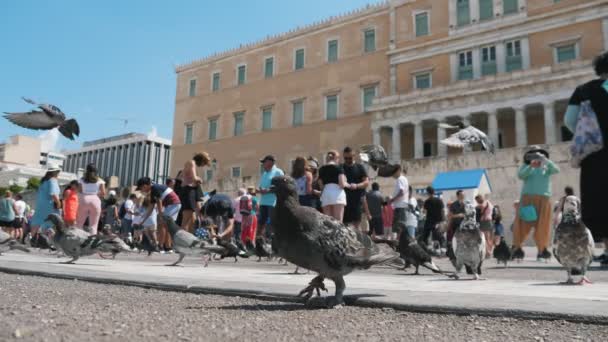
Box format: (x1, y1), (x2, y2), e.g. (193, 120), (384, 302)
(270, 176), (298, 200)
(562, 195), (581, 224)
(45, 213), (65, 232)
(464, 201), (477, 221)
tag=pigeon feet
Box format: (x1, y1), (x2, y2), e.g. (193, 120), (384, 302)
(473, 274), (486, 281)
(577, 276), (592, 285)
(298, 276), (328, 302)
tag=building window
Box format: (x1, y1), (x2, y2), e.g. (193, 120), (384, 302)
(414, 73), (432, 89)
(184, 123), (193, 144)
(237, 65), (246, 85)
(503, 0), (518, 15)
(264, 57), (274, 78)
(481, 45), (497, 76)
(458, 50), (473, 80)
(294, 48), (305, 70)
(206, 169), (213, 181)
(327, 40), (339, 63)
(457, 0), (470, 27)
(555, 44), (577, 63)
(231, 167), (241, 178)
(364, 28), (376, 53)
(423, 142), (432, 157)
(212, 72), (220, 91)
(292, 100), (304, 126)
(188, 79), (197, 97)
(505, 40), (522, 72)
(234, 112), (244, 136)
(262, 107), (272, 131)
(208, 118), (218, 141)
(479, 0), (494, 21)
(362, 86), (377, 112)
(326, 95), (338, 120)
(415, 12), (429, 37)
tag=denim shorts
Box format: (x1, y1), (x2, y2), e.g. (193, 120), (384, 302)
(163, 204), (181, 221)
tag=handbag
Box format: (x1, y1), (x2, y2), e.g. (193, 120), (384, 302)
(570, 100), (604, 168)
(519, 204), (538, 222)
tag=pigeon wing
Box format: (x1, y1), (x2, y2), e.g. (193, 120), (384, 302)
(3, 111), (58, 130)
(174, 230), (200, 249)
(440, 132), (467, 148)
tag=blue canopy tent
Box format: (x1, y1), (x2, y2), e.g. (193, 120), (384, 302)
(431, 168), (492, 202)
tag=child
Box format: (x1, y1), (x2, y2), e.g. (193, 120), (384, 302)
(62, 180), (79, 226)
(139, 197), (159, 251)
(493, 204), (504, 246)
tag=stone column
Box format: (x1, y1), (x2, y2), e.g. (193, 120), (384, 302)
(603, 18), (608, 52)
(470, 0), (480, 23)
(414, 121), (424, 159)
(437, 122), (447, 156)
(487, 110), (499, 148)
(543, 101), (556, 145)
(515, 107), (528, 147)
(496, 42), (506, 73)
(390, 65), (397, 95)
(391, 123), (401, 163)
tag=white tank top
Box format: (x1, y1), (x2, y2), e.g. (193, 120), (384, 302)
(79, 178), (105, 195)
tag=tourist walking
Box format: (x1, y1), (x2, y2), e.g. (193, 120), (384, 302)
(232, 188), (246, 244)
(475, 194), (494, 258)
(419, 186), (445, 249)
(177, 152), (211, 233)
(12, 194), (26, 241)
(365, 182), (384, 239)
(0, 191), (17, 237)
(405, 186), (419, 240)
(256, 155), (284, 237)
(386, 164), (409, 241)
(76, 163), (106, 234)
(29, 165), (62, 245)
(62, 180), (79, 226)
(103, 191), (120, 232)
(564, 52), (608, 266)
(307, 157), (322, 212)
(511, 145), (559, 261)
(318, 150), (347, 221)
(291, 157), (314, 207)
(240, 186), (258, 245)
(120, 193), (137, 239)
(446, 190), (466, 261)
(341, 147), (369, 231)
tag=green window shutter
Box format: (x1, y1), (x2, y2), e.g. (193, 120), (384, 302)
(237, 65), (246, 85)
(364, 29), (376, 52)
(184, 124), (193, 144)
(415, 12), (429, 37)
(458, 51), (474, 80)
(326, 95), (338, 120)
(206, 169), (213, 181)
(479, 0), (494, 21)
(363, 86), (376, 111)
(556, 44), (576, 63)
(295, 49), (305, 70)
(212, 73), (220, 91)
(208, 119), (217, 140)
(328, 40), (338, 62)
(234, 112), (244, 136)
(481, 46), (497, 76)
(188, 79), (196, 97)
(264, 58), (274, 78)
(457, 0), (470, 27)
(292, 101), (303, 126)
(415, 74), (431, 89)
(505, 41), (522, 72)
(262, 108), (272, 131)
(503, 0), (518, 15)
(232, 167), (241, 178)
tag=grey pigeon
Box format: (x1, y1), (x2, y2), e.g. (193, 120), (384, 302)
(359, 144), (388, 170)
(270, 176), (400, 307)
(451, 201), (486, 280)
(95, 226), (132, 259)
(4, 97), (80, 140)
(493, 236), (511, 268)
(160, 214), (245, 267)
(0, 230), (30, 255)
(439, 122), (495, 154)
(553, 196), (594, 285)
(45, 214), (128, 263)
(398, 232), (454, 276)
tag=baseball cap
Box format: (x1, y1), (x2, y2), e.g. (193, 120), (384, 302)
(259, 155), (276, 163)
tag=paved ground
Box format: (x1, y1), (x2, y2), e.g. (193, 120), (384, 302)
(1, 273), (607, 342)
(0, 247), (607, 323)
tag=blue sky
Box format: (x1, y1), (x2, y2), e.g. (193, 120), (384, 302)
(0, 0), (375, 152)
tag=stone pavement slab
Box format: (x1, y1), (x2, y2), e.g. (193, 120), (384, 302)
(0, 251), (607, 323)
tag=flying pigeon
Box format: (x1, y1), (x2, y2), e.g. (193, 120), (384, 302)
(451, 201), (486, 280)
(0, 230), (30, 255)
(270, 176), (400, 307)
(398, 232), (454, 276)
(439, 122), (495, 154)
(45, 214), (128, 264)
(359, 145), (400, 177)
(4, 97), (80, 140)
(553, 196), (594, 285)
(493, 237), (511, 268)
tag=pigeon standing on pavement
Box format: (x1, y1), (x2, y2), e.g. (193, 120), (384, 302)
(398, 232), (454, 276)
(451, 201), (486, 280)
(270, 176), (400, 307)
(0, 230), (30, 255)
(553, 196), (594, 285)
(4, 97), (80, 140)
(254, 236), (273, 262)
(493, 237), (512, 268)
(439, 122), (495, 154)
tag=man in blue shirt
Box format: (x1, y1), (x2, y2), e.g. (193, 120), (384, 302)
(257, 155), (284, 237)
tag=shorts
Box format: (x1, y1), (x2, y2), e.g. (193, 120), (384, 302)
(392, 207), (407, 233)
(144, 224), (157, 232)
(12, 218), (24, 229)
(344, 197), (363, 224)
(179, 186), (202, 211)
(121, 218), (133, 235)
(494, 223), (504, 237)
(368, 217), (384, 236)
(320, 184), (346, 206)
(479, 221), (493, 232)
(298, 195), (315, 207)
(0, 219), (14, 228)
(163, 204), (181, 221)
(257, 205), (274, 226)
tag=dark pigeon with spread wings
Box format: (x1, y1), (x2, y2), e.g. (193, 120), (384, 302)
(4, 97), (80, 140)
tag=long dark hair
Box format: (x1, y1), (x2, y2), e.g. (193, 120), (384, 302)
(291, 157), (308, 179)
(83, 163), (99, 183)
(41, 171), (60, 184)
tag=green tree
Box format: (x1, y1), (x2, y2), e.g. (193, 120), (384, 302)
(0, 187), (7, 196)
(27, 177), (41, 190)
(9, 184), (24, 194)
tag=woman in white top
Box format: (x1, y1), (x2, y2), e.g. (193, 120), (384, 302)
(13, 194), (27, 241)
(405, 186), (419, 240)
(76, 163), (106, 234)
(318, 150), (348, 221)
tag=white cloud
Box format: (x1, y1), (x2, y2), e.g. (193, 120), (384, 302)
(38, 129), (61, 153)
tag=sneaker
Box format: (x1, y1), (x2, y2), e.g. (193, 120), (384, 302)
(167, 250), (174, 254)
(160, 250), (166, 255)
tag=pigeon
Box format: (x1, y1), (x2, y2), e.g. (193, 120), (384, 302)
(45, 214), (128, 264)
(398, 232), (454, 276)
(0, 230), (30, 255)
(439, 122), (495, 154)
(451, 201), (486, 280)
(553, 196), (594, 285)
(493, 237), (512, 268)
(270, 175), (400, 307)
(95, 226), (132, 259)
(4, 97), (80, 140)
(359, 144), (388, 170)
(136, 234), (159, 256)
(254, 236), (273, 262)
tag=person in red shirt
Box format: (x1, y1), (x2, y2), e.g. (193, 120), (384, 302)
(62, 180), (79, 226)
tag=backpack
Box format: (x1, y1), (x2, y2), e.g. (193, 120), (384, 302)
(118, 202), (127, 219)
(239, 195), (252, 215)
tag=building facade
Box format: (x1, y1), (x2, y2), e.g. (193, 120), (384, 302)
(63, 133), (172, 188)
(171, 0), (607, 206)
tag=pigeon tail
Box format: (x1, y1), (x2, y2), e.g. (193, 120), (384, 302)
(438, 123), (458, 129)
(58, 119), (80, 140)
(352, 243), (400, 269)
(8, 242), (31, 253)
